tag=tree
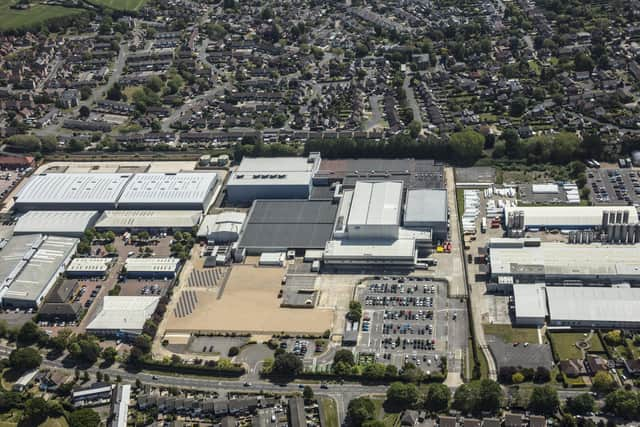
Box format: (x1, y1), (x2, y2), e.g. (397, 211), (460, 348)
(592, 371), (616, 394)
(565, 393), (595, 416)
(424, 383), (450, 413)
(40, 135), (57, 153)
(17, 322), (44, 347)
(574, 52), (594, 72)
(604, 389), (640, 419)
(272, 352), (303, 377)
(4, 135), (41, 153)
(333, 349), (356, 366)
(23, 397), (49, 424)
(79, 105), (90, 118)
(509, 96), (527, 117)
(385, 382), (419, 411)
(528, 385), (560, 416)
(102, 347), (118, 365)
(107, 83), (124, 101)
(449, 130), (484, 165)
(228, 346), (240, 357)
(452, 379), (503, 415)
(533, 367), (551, 383)
(147, 75), (163, 93)
(347, 397), (376, 426)
(303, 385), (314, 401)
(347, 301), (362, 321)
(408, 120), (422, 138)
(9, 347), (42, 372)
(604, 330), (623, 346)
(68, 408), (101, 427)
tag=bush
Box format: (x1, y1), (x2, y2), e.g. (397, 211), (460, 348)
(228, 346), (240, 357)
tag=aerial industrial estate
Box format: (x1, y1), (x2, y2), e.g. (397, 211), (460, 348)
(3, 0), (640, 425)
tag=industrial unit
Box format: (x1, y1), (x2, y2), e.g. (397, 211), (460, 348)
(488, 238), (640, 287)
(225, 154), (321, 204)
(403, 189), (448, 241)
(14, 173), (132, 211)
(116, 172), (218, 211)
(513, 284), (548, 326)
(0, 234), (78, 308)
(197, 212), (247, 243)
(344, 181), (403, 240)
(124, 258), (180, 279)
(238, 199), (338, 254)
(14, 211), (100, 237)
(66, 258), (113, 277)
(504, 206), (639, 231)
(86, 296), (160, 337)
(95, 210), (202, 232)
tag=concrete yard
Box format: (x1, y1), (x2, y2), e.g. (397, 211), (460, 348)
(165, 265), (334, 336)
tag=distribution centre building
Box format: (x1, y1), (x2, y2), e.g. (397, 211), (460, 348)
(344, 181), (403, 240)
(488, 238), (640, 286)
(225, 154), (321, 204)
(403, 189), (448, 241)
(0, 235), (78, 308)
(66, 257), (113, 277)
(95, 210), (202, 232)
(14, 211), (100, 237)
(116, 172), (217, 211)
(14, 173), (132, 211)
(86, 296), (160, 337)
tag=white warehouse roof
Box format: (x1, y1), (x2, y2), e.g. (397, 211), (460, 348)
(116, 172), (217, 209)
(87, 296), (160, 334)
(404, 189), (448, 225)
(197, 211), (247, 238)
(228, 156), (319, 187)
(504, 206), (639, 229)
(15, 173), (132, 210)
(124, 257), (180, 273)
(546, 286), (640, 326)
(513, 284), (548, 321)
(14, 211), (100, 236)
(95, 210), (202, 230)
(67, 257), (113, 273)
(348, 181), (403, 227)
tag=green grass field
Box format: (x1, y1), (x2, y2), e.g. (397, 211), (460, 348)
(0, 0), (85, 32)
(483, 324), (539, 344)
(85, 0), (147, 11)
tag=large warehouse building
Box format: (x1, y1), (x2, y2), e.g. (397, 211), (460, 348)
(488, 238), (640, 286)
(14, 173), (132, 211)
(513, 285), (640, 329)
(403, 189), (448, 241)
(116, 172), (217, 211)
(504, 206), (639, 231)
(87, 296), (160, 337)
(238, 200), (338, 254)
(225, 154), (321, 204)
(14, 211), (100, 237)
(0, 234), (78, 308)
(95, 210), (202, 232)
(344, 181), (402, 240)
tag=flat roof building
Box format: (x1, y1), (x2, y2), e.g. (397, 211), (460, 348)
(66, 258), (113, 277)
(226, 154), (321, 204)
(238, 199), (338, 254)
(14, 173), (132, 211)
(323, 238), (417, 267)
(197, 212), (247, 243)
(117, 172), (217, 211)
(95, 210), (202, 232)
(14, 211), (100, 237)
(110, 384), (131, 427)
(546, 286), (640, 328)
(0, 235), (78, 308)
(488, 238), (640, 285)
(87, 296), (160, 337)
(346, 181), (403, 240)
(513, 284), (548, 326)
(124, 257), (180, 278)
(403, 189), (448, 241)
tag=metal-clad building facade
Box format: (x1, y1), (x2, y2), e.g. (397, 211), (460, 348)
(403, 189), (448, 241)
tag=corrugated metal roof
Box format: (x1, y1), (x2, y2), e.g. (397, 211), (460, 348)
(347, 181), (402, 226)
(125, 257), (180, 273)
(117, 173), (217, 206)
(96, 210), (202, 229)
(87, 296), (159, 332)
(14, 211), (99, 235)
(546, 286), (640, 324)
(513, 284), (548, 320)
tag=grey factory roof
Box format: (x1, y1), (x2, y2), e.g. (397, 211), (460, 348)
(2, 236), (78, 305)
(404, 189), (448, 225)
(116, 172), (217, 206)
(546, 286), (640, 324)
(489, 241), (640, 280)
(87, 296), (160, 333)
(14, 211), (100, 236)
(228, 156), (318, 187)
(95, 210), (202, 230)
(0, 234), (43, 287)
(513, 284), (548, 320)
(347, 181), (403, 226)
(239, 200), (338, 250)
(15, 173), (132, 208)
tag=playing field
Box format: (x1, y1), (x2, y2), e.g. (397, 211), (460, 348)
(0, 0), (85, 32)
(165, 265), (334, 336)
(85, 0), (147, 11)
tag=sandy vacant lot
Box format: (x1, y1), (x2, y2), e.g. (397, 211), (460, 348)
(165, 265), (334, 335)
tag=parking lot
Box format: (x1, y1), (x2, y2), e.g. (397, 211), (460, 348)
(0, 170), (23, 202)
(356, 277), (466, 373)
(587, 168), (640, 205)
